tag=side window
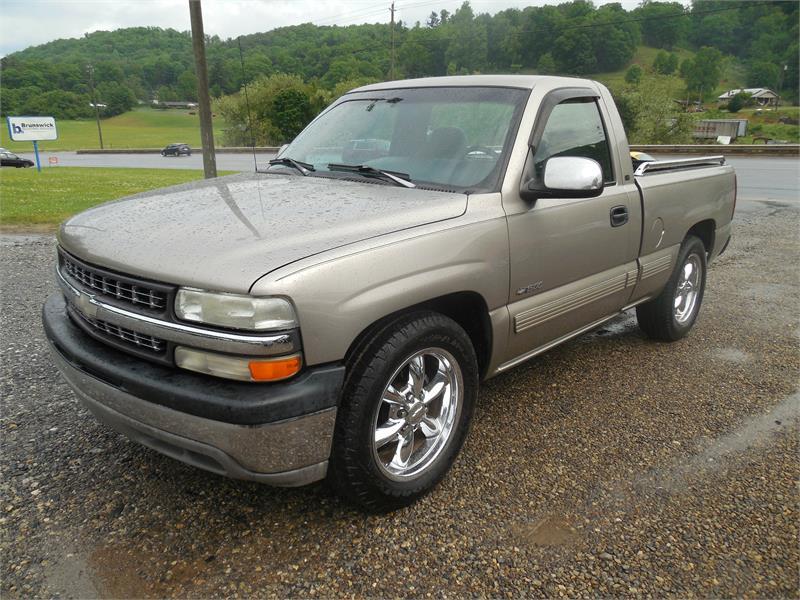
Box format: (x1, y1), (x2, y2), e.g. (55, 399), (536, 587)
(531, 99), (614, 185)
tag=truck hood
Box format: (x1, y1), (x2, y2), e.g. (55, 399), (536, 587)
(58, 172), (467, 293)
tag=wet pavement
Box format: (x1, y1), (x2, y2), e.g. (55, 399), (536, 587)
(1, 193), (798, 597)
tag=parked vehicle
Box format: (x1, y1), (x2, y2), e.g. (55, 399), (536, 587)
(44, 76), (736, 511)
(161, 143), (191, 156)
(1, 151), (34, 168)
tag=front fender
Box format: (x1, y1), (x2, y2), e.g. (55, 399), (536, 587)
(251, 198), (509, 366)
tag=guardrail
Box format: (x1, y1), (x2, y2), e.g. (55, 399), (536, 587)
(631, 144), (799, 156)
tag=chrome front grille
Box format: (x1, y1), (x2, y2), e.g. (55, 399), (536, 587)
(73, 309), (166, 354)
(59, 252), (169, 311)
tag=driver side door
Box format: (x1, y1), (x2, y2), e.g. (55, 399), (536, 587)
(504, 91), (641, 364)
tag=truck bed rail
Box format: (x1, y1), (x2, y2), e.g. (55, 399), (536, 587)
(634, 155), (726, 177)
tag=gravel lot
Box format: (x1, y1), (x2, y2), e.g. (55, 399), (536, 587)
(1, 197), (798, 598)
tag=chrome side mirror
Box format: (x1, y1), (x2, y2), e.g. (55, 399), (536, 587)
(521, 156), (604, 200)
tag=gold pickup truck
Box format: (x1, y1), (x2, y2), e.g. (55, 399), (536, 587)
(43, 75), (736, 511)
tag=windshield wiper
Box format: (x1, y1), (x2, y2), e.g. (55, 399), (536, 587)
(268, 157), (315, 175)
(327, 163), (415, 188)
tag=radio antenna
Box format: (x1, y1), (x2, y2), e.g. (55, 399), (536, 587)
(237, 36), (258, 172)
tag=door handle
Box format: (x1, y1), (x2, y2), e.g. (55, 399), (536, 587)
(610, 205), (628, 227)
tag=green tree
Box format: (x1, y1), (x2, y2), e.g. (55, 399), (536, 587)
(215, 74), (314, 145)
(680, 47), (724, 98)
(615, 75), (693, 144)
(625, 64), (643, 85)
(690, 12), (738, 55)
(725, 92), (751, 113)
(552, 30), (596, 75)
(589, 3), (639, 72)
(176, 70), (198, 101)
(746, 61), (780, 90)
(536, 53), (556, 75)
(156, 85), (178, 102)
(635, 2), (688, 49)
(24, 90), (93, 119)
(611, 90), (637, 135)
(443, 2), (488, 73)
(271, 88), (313, 141)
(653, 51), (678, 75)
(398, 27), (437, 77)
(98, 83), (136, 116)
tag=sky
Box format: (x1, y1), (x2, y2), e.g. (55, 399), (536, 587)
(0, 0), (649, 58)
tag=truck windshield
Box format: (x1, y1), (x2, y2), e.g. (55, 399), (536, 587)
(270, 86), (529, 192)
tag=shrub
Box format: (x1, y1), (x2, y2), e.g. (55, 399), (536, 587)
(625, 64), (643, 85)
(726, 92), (752, 113)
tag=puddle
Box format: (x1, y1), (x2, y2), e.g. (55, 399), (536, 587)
(742, 282), (793, 302)
(509, 516), (578, 547)
(712, 347), (752, 364)
(44, 549), (100, 599)
(591, 313), (638, 337)
(642, 392), (799, 492)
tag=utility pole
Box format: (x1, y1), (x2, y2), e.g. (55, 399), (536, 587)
(389, 2), (395, 80)
(189, 0), (217, 179)
(776, 64), (787, 110)
(86, 64), (104, 149)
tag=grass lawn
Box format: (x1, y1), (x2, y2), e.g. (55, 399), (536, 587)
(731, 107), (800, 143)
(0, 167), (234, 227)
(0, 108), (228, 152)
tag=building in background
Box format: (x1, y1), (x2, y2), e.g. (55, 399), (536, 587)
(717, 88), (779, 108)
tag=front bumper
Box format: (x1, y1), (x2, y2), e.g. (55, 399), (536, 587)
(43, 293), (345, 486)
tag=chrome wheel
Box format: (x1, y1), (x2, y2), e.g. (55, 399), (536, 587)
(372, 348), (463, 480)
(674, 254), (702, 324)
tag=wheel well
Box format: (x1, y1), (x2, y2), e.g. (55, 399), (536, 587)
(344, 292), (493, 379)
(687, 219), (715, 255)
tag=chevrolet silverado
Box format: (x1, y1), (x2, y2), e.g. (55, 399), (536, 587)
(44, 75), (736, 511)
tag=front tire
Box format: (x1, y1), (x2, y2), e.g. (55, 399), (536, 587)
(328, 312), (478, 512)
(636, 235), (707, 341)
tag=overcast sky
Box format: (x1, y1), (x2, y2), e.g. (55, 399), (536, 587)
(1, 0), (648, 58)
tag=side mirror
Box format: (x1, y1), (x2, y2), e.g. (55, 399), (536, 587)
(521, 156), (604, 201)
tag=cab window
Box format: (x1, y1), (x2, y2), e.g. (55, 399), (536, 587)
(532, 99), (614, 185)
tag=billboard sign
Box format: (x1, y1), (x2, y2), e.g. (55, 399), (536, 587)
(7, 116), (58, 141)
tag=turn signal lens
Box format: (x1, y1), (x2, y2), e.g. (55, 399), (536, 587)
(249, 355), (302, 381)
(175, 346), (302, 382)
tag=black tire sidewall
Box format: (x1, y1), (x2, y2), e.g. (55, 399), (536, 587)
(664, 236), (707, 338)
(332, 312), (478, 508)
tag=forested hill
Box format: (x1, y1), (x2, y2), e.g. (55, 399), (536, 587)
(1, 0), (797, 120)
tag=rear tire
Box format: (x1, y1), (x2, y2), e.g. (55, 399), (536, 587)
(328, 311), (478, 512)
(636, 235), (707, 341)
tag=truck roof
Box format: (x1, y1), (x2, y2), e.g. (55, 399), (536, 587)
(349, 74), (600, 93)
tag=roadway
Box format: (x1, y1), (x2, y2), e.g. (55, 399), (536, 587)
(14, 151), (800, 202)
(15, 150), (276, 173)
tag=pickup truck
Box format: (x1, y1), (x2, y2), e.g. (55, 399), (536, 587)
(43, 75), (736, 511)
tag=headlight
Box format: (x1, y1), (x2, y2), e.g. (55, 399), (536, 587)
(175, 288), (297, 331)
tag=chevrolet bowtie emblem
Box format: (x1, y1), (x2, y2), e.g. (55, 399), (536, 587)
(73, 289), (99, 319)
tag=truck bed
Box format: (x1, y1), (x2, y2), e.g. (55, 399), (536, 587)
(633, 156), (736, 268)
